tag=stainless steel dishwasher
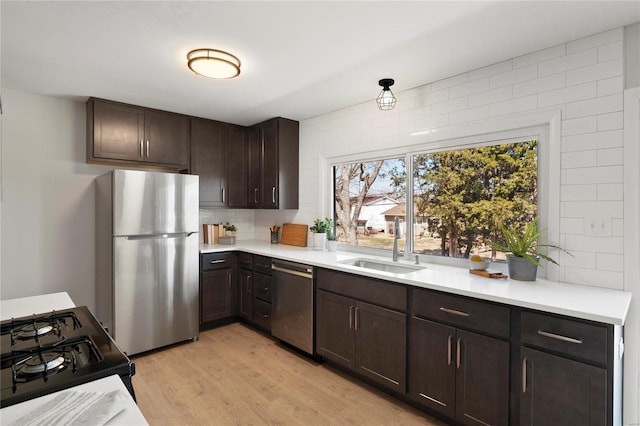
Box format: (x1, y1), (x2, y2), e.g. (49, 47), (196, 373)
(271, 259), (314, 355)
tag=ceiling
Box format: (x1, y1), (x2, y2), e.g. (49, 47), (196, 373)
(2, 1), (639, 126)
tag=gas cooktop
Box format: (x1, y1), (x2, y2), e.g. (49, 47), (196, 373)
(0, 306), (135, 408)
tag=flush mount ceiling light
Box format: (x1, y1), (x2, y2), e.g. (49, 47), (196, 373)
(376, 78), (396, 111)
(187, 48), (241, 79)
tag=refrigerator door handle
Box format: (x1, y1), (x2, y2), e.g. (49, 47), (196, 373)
(121, 232), (191, 240)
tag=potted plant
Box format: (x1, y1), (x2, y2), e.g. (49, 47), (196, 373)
(223, 222), (237, 236)
(310, 218), (330, 251)
(492, 217), (568, 281)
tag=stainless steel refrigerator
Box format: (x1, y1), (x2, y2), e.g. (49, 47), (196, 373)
(95, 169), (199, 355)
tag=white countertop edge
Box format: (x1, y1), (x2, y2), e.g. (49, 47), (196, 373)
(0, 374), (148, 425)
(200, 240), (632, 326)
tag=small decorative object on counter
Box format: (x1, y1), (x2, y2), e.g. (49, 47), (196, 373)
(310, 218), (331, 251)
(223, 222), (237, 236)
(469, 255), (490, 270)
(492, 217), (570, 281)
(270, 225), (280, 244)
(326, 220), (338, 252)
(219, 222), (237, 244)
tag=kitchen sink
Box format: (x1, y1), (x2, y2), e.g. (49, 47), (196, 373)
(338, 258), (425, 274)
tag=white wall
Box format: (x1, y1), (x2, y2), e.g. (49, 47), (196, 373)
(0, 90), (111, 309)
(258, 26), (639, 425)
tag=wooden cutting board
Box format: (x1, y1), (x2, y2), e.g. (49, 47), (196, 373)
(280, 223), (308, 247)
(469, 269), (508, 279)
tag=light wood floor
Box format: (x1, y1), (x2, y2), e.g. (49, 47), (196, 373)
(132, 322), (446, 425)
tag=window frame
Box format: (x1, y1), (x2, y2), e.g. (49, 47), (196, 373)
(325, 111), (561, 279)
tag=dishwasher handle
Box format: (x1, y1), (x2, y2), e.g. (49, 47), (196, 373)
(271, 262), (313, 279)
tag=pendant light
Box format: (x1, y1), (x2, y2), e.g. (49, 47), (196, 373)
(187, 48), (241, 79)
(376, 78), (396, 111)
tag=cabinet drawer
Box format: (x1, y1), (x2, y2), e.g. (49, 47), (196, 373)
(254, 255), (272, 275)
(521, 311), (608, 365)
(411, 289), (510, 338)
(252, 298), (271, 331)
(239, 252), (253, 270)
(317, 269), (406, 312)
(254, 272), (271, 302)
(201, 253), (234, 271)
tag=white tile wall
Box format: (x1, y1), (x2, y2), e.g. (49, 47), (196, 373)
(290, 26), (630, 291)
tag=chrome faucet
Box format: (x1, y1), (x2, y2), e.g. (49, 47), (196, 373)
(392, 216), (400, 262)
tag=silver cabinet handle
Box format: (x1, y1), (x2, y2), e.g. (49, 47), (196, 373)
(522, 357), (528, 393)
(228, 273), (231, 289)
(146, 140), (150, 157)
(447, 335), (453, 366)
(456, 338), (461, 369)
(440, 307), (470, 317)
(272, 186), (276, 203)
(354, 306), (359, 331)
(254, 188), (258, 204)
(537, 330), (583, 344)
(349, 306), (354, 330)
(221, 188), (225, 203)
(247, 275), (252, 292)
(139, 140), (143, 157)
(209, 259), (225, 264)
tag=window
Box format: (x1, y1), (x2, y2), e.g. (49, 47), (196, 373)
(332, 139), (538, 263)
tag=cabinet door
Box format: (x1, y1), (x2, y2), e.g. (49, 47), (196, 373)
(408, 317), (456, 419)
(316, 290), (355, 370)
(201, 268), (234, 323)
(355, 301), (407, 394)
(227, 125), (248, 208)
(239, 269), (253, 321)
(247, 125), (261, 208)
(92, 100), (145, 162)
(259, 119), (279, 208)
(520, 347), (606, 426)
(191, 119), (228, 207)
(456, 329), (509, 426)
(144, 110), (189, 168)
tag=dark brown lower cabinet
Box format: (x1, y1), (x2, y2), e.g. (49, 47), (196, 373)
(409, 316), (509, 426)
(520, 347), (607, 426)
(316, 290), (406, 394)
(200, 253), (238, 326)
(239, 268), (252, 320)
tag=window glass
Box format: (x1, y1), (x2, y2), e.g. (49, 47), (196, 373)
(412, 140), (538, 260)
(334, 158), (406, 251)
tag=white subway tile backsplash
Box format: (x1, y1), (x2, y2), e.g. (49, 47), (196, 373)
(564, 200), (623, 218)
(431, 97), (468, 116)
(560, 184), (597, 201)
(431, 73), (468, 92)
(565, 165), (623, 185)
(559, 217), (587, 234)
(597, 41), (623, 62)
(558, 250), (596, 268)
(489, 95), (537, 117)
(513, 73), (565, 98)
(449, 105), (489, 124)
(597, 76), (624, 97)
(468, 60), (512, 81)
(538, 82), (596, 108)
(490, 64), (538, 89)
(468, 86), (513, 107)
(561, 150), (597, 169)
(565, 129), (623, 151)
(596, 147), (623, 166)
(449, 78), (490, 99)
(596, 253), (624, 272)
(566, 27), (623, 54)
(562, 116), (597, 136)
(566, 58), (623, 86)
(564, 234), (624, 254)
(538, 48), (596, 77)
(564, 94), (623, 119)
(563, 267), (623, 290)
(597, 183), (624, 201)
(513, 43), (566, 69)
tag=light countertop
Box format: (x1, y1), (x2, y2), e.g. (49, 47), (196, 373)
(201, 240), (632, 326)
(0, 292), (75, 320)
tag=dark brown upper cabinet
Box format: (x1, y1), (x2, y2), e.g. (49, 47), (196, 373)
(226, 125), (249, 208)
(247, 117), (299, 209)
(190, 118), (229, 207)
(87, 97), (190, 171)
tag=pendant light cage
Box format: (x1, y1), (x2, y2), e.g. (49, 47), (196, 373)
(376, 78), (396, 111)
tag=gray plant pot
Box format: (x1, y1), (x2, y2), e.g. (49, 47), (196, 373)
(507, 255), (538, 281)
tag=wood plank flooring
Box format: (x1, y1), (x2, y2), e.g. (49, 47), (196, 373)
(132, 323), (446, 425)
